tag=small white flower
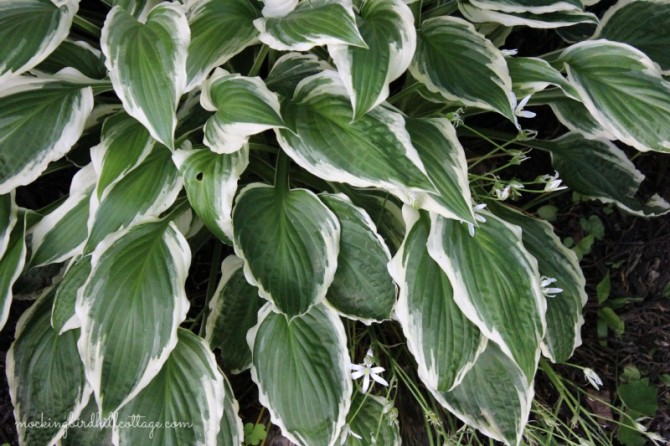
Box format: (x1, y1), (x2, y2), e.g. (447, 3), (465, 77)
(466, 203), (487, 237)
(494, 185), (512, 201)
(339, 424), (362, 444)
(447, 107), (464, 127)
(645, 431), (666, 445)
(514, 95), (536, 119)
(509, 149), (530, 165)
(540, 171), (567, 192)
(540, 276), (563, 298)
(350, 349), (388, 393)
(501, 48), (518, 57)
(583, 367), (603, 390)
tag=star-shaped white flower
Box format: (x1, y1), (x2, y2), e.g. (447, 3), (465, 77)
(350, 349), (388, 393)
(514, 95), (536, 119)
(540, 171), (567, 192)
(540, 276), (563, 298)
(583, 367), (603, 390)
(466, 203), (487, 237)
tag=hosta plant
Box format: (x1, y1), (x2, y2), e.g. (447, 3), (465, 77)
(2, 0), (670, 444)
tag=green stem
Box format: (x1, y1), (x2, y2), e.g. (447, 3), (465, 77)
(248, 45), (269, 77)
(73, 15), (101, 38)
(275, 151), (291, 196)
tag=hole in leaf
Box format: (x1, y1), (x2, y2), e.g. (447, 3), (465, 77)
(196, 172), (204, 181)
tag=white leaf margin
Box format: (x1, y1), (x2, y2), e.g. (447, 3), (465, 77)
(0, 77), (94, 195)
(389, 206), (487, 392)
(75, 219), (191, 414)
(246, 302), (353, 446)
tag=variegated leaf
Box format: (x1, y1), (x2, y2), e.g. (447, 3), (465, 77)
(173, 145), (248, 244)
(596, 0), (670, 74)
(76, 220), (191, 415)
(405, 117), (475, 224)
(561, 40), (670, 153)
(321, 194), (395, 323)
(276, 71), (438, 214)
(29, 165), (96, 267)
(459, 1), (598, 29)
(0, 192), (18, 260)
(266, 52), (332, 97)
(0, 78), (93, 194)
(469, 0), (583, 14)
(507, 56), (579, 100)
(254, 0), (366, 51)
(205, 255), (263, 373)
(390, 209), (485, 393)
(35, 40), (107, 79)
(0, 0), (78, 82)
(490, 202), (588, 363)
(232, 183), (340, 316)
(328, 0), (416, 118)
(7, 289), (91, 446)
(0, 215), (26, 332)
(52, 255), (92, 334)
(185, 0), (259, 92)
(90, 112), (155, 199)
(86, 147), (181, 250)
(248, 303), (352, 446)
(547, 132), (670, 216)
(219, 373), (245, 446)
(101, 3), (189, 149)
(547, 95), (615, 140)
(437, 343), (533, 446)
(261, 0), (298, 17)
(428, 212), (546, 382)
(411, 16), (517, 125)
(113, 329), (224, 445)
(201, 68), (284, 153)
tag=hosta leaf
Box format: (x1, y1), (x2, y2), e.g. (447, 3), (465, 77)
(507, 57), (579, 100)
(261, 0), (298, 17)
(547, 132), (670, 216)
(411, 17), (517, 125)
(86, 147), (181, 249)
(219, 373), (244, 446)
(547, 95), (615, 140)
(469, 0), (583, 14)
(35, 40), (107, 79)
(101, 3), (189, 149)
(561, 40), (670, 153)
(112, 0), (161, 19)
(266, 52), (332, 97)
(232, 183), (340, 316)
(114, 329), (224, 445)
(254, 0), (366, 51)
(276, 71), (436, 212)
(438, 343), (533, 446)
(596, 0), (670, 74)
(52, 255), (92, 334)
(0, 78), (93, 194)
(248, 303), (352, 446)
(0, 192), (18, 260)
(205, 255), (264, 373)
(460, 2), (598, 29)
(427, 212), (546, 381)
(342, 393), (400, 445)
(0, 0), (78, 81)
(185, 0), (259, 92)
(7, 290), (91, 446)
(389, 209), (484, 392)
(342, 187), (406, 251)
(201, 68), (284, 153)
(61, 397), (113, 446)
(321, 194), (395, 323)
(489, 202), (588, 363)
(328, 0), (416, 118)
(90, 112), (155, 198)
(173, 145), (248, 244)
(0, 216), (26, 332)
(76, 220), (191, 415)
(405, 118), (475, 224)
(29, 165), (96, 267)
